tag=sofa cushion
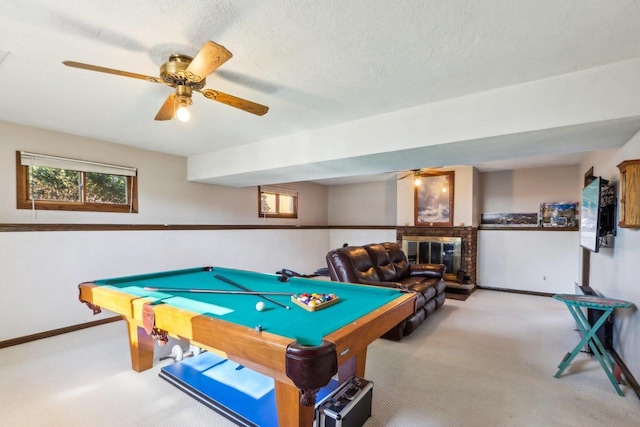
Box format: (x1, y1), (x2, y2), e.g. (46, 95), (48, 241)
(327, 246), (381, 283)
(364, 244), (398, 282)
(408, 262), (447, 279)
(434, 291), (446, 308)
(422, 299), (437, 317)
(412, 292), (427, 311)
(412, 283), (437, 301)
(397, 274), (434, 287)
(382, 242), (411, 279)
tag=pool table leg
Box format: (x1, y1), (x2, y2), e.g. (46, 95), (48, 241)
(125, 318), (154, 372)
(274, 380), (314, 427)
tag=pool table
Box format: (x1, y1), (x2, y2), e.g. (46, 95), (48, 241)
(78, 266), (415, 426)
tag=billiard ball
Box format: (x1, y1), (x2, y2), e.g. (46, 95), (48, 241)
(255, 301), (265, 311)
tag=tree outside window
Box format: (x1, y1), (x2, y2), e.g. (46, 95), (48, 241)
(16, 151), (138, 213)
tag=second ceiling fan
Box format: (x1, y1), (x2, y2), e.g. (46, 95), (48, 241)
(397, 167), (443, 185)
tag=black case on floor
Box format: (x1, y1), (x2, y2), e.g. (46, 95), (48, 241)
(315, 377), (373, 427)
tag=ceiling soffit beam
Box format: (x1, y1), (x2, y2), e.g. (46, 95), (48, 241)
(188, 58), (640, 186)
(191, 117), (640, 187)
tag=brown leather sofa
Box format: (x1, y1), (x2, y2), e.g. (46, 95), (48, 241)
(326, 242), (446, 340)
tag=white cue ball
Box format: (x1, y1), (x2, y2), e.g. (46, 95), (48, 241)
(255, 301), (266, 311)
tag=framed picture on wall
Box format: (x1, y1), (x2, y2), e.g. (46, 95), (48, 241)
(540, 201), (578, 228)
(414, 171), (454, 226)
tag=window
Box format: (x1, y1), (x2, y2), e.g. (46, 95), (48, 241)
(258, 186), (298, 218)
(16, 151), (138, 213)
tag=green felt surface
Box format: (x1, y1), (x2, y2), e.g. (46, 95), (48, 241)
(94, 267), (404, 346)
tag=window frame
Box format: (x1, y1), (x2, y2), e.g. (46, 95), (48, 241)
(16, 151), (138, 213)
(258, 186), (298, 219)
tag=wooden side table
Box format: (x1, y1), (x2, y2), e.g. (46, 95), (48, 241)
(553, 294), (633, 395)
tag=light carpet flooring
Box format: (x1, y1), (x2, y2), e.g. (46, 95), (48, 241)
(1, 289), (639, 426)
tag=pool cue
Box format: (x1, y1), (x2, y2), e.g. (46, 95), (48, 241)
(214, 273), (291, 310)
(143, 287), (294, 296)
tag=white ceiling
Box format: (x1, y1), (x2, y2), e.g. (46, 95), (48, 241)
(2, 1), (640, 186)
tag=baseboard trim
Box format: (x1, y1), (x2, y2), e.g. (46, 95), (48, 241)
(0, 316), (122, 349)
(476, 285), (554, 297)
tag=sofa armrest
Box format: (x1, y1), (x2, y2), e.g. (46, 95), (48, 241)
(357, 280), (408, 291)
(408, 263), (445, 279)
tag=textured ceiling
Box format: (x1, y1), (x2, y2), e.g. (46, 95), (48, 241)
(1, 1), (640, 186)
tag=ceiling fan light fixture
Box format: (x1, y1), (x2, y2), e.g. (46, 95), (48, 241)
(413, 170), (421, 186)
(176, 104), (190, 122)
(174, 87), (193, 122)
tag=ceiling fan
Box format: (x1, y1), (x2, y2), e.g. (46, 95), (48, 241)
(63, 41), (269, 121)
(397, 167), (443, 180)
(395, 167), (444, 186)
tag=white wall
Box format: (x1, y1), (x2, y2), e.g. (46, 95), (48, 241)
(472, 167), (482, 226)
(0, 229), (329, 341)
(325, 176), (398, 249)
(0, 122), (332, 341)
(579, 136), (640, 386)
(0, 121), (329, 225)
(477, 230), (580, 292)
(328, 229), (397, 250)
(477, 165), (581, 291)
(396, 177), (414, 226)
(328, 166), (475, 228)
(452, 166), (475, 226)
(480, 165), (581, 214)
(327, 180), (396, 225)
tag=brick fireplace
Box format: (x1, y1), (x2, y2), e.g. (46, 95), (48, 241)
(396, 226), (478, 285)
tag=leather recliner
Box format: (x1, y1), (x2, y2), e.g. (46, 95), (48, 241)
(326, 242), (446, 340)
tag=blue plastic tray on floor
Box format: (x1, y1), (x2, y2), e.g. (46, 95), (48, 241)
(160, 351), (339, 426)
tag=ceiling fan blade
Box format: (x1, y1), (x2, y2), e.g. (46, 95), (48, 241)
(396, 167), (444, 180)
(185, 41), (232, 83)
(199, 89), (269, 116)
(155, 93), (177, 121)
(62, 61), (163, 83)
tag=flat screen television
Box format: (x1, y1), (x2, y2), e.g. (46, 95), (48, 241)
(580, 177), (602, 252)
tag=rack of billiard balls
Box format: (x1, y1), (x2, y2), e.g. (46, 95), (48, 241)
(290, 292), (340, 311)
